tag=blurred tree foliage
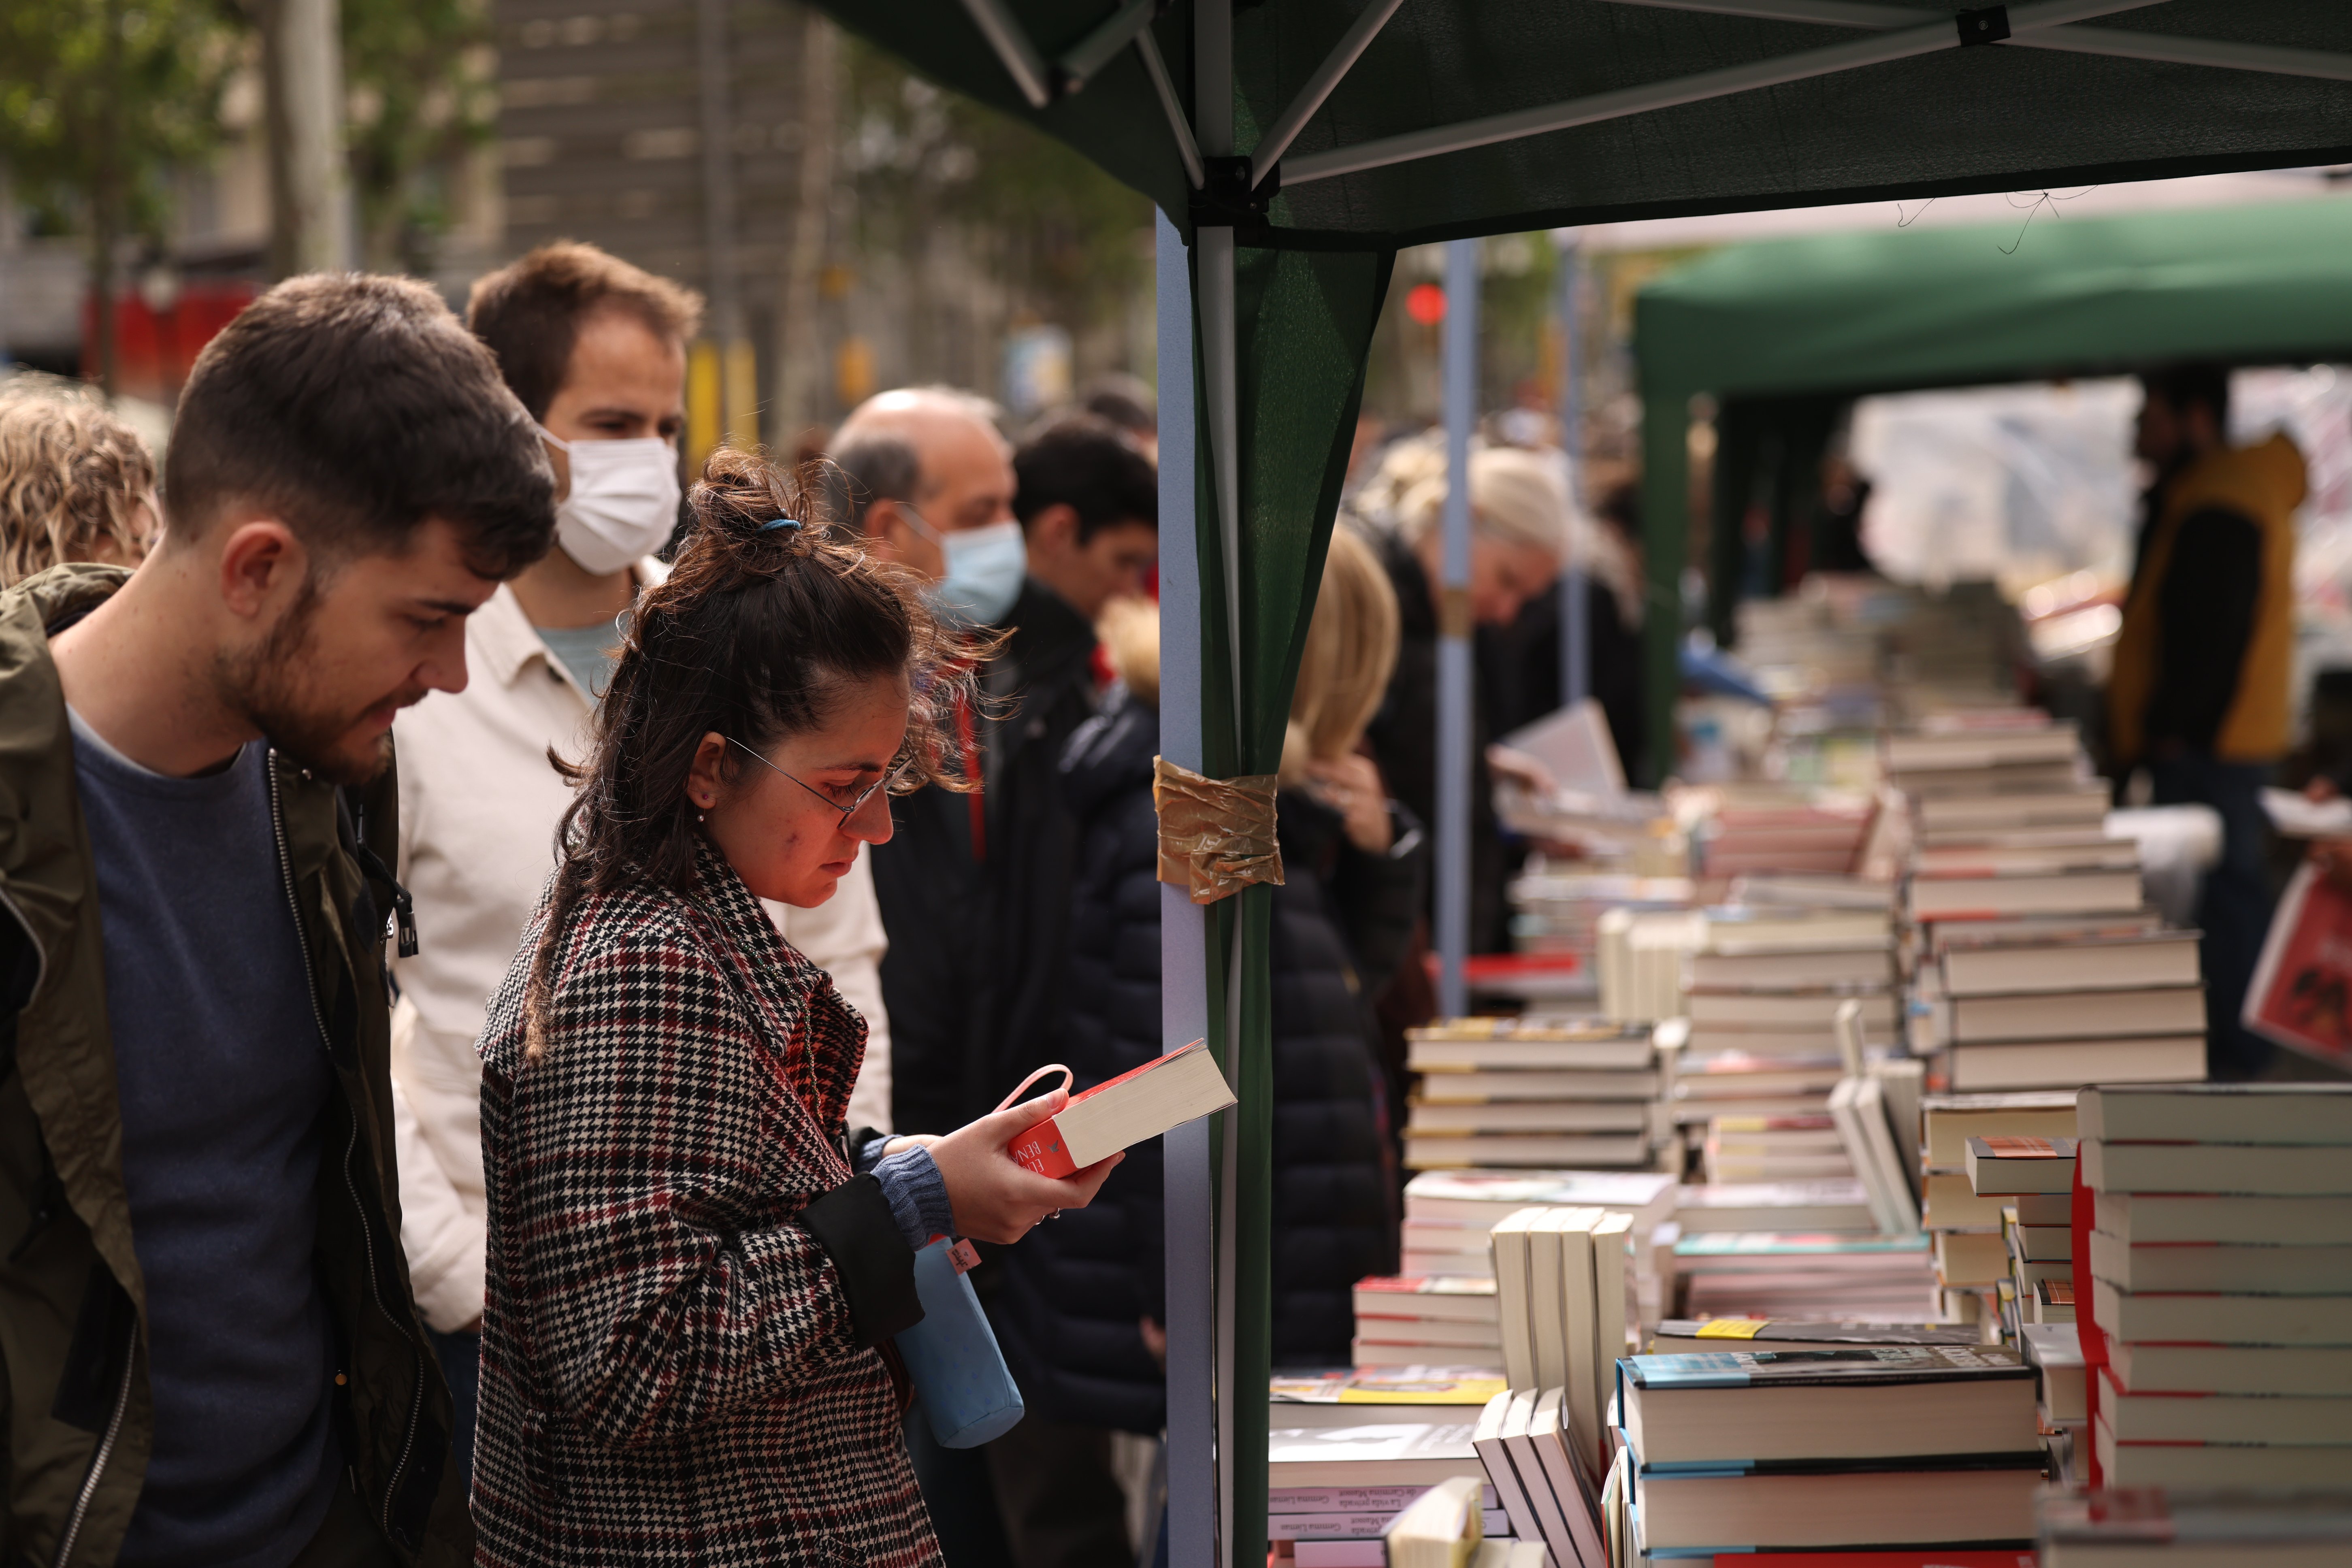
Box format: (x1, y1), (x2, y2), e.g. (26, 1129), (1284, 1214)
(339, 0), (495, 272)
(838, 34), (1150, 369)
(0, 0), (238, 386)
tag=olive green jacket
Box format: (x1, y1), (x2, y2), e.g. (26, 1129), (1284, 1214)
(0, 565), (468, 1566)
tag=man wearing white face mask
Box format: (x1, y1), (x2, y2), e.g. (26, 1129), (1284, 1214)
(385, 244), (898, 1487)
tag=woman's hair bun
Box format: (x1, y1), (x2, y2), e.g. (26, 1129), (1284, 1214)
(686, 444), (838, 563)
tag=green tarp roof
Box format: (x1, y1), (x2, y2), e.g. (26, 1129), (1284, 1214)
(827, 1), (2352, 249)
(1638, 194), (2352, 406)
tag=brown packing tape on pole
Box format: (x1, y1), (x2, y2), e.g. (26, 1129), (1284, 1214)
(1153, 756), (1285, 904)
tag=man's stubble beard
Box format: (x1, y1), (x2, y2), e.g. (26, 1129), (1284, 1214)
(215, 575), (403, 786)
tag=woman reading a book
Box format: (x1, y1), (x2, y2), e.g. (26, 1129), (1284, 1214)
(467, 448), (1118, 1567)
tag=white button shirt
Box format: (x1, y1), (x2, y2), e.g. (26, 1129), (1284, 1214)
(388, 572), (893, 1332)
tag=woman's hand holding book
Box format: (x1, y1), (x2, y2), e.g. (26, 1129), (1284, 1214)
(927, 1089), (1122, 1244)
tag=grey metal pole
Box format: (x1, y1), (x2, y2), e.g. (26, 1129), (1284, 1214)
(1155, 209), (1218, 1568)
(262, 0), (350, 276)
(1193, 6), (1239, 1559)
(1558, 233), (1590, 710)
(1437, 237), (1479, 1020)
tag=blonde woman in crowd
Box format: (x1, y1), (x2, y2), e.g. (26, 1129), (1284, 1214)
(0, 380), (161, 582)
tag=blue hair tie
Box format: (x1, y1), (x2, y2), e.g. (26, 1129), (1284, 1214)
(761, 516), (800, 531)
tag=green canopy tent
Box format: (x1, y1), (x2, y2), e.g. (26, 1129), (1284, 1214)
(800, 3), (2352, 1561)
(1636, 196), (2352, 692)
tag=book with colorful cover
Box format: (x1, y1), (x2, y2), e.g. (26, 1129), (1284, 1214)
(1005, 1039), (1234, 1176)
(2244, 859), (2352, 1067)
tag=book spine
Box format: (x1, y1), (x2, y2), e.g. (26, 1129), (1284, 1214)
(1007, 1116), (1077, 1178)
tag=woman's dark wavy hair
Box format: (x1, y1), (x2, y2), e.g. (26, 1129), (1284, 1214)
(523, 445), (978, 1061)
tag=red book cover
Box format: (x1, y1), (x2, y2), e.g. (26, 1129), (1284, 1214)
(2244, 861), (2352, 1066)
(1004, 1040), (1221, 1177)
(2072, 1158), (2105, 1488)
(1006, 1118), (1080, 1178)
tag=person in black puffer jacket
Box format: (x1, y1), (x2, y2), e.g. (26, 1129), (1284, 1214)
(991, 533), (1425, 1449)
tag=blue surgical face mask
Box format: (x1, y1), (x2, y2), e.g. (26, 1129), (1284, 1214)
(902, 505), (1026, 627)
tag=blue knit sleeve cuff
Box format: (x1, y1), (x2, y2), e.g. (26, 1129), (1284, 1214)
(871, 1145), (955, 1250)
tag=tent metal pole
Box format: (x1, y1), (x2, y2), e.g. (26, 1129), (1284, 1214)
(1192, 7), (1238, 1557)
(1282, 0), (2163, 185)
(1556, 231), (1589, 713)
(1437, 236), (1479, 1020)
(1605, 0), (2352, 82)
(1060, 0), (1159, 91)
(1155, 208), (1219, 1568)
(1250, 0), (1409, 186)
(954, 0), (1053, 107)
(1136, 30), (1206, 189)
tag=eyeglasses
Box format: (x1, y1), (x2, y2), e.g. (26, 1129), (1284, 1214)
(727, 736), (912, 823)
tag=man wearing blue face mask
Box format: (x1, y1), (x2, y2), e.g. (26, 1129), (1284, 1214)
(828, 392), (1158, 1568)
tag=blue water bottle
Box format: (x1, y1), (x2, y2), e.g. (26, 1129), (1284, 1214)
(896, 1238), (1025, 1448)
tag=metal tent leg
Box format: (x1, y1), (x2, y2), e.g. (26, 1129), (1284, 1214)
(1437, 236), (1479, 1020)
(1155, 208), (1219, 1568)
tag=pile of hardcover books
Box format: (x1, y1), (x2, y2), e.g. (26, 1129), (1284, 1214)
(1374, 1168), (1677, 1354)
(1670, 1229), (1939, 1320)
(1892, 715), (2207, 1092)
(1505, 870), (1693, 1003)
(2080, 1082), (2352, 1489)
(1614, 1341), (2045, 1559)
(1266, 1419), (1496, 1567)
(1402, 1018), (1664, 1171)
(1917, 1090), (2079, 1324)
(1682, 785), (1876, 878)
(1965, 1131), (2079, 1340)
(2039, 1489), (2352, 1565)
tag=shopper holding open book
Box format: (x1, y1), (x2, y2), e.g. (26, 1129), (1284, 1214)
(467, 450), (1118, 1568)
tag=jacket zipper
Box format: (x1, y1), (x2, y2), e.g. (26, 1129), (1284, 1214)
(0, 860), (124, 1568)
(267, 754), (424, 1537)
(51, 1316), (136, 1568)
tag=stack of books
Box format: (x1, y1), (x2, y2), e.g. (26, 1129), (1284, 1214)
(1966, 1133), (2080, 1341)
(1506, 870), (1693, 1004)
(1350, 1277), (1503, 1372)
(1919, 1090), (2078, 1324)
(1684, 786), (1875, 878)
(1672, 1178), (1877, 1236)
(2040, 1489), (2352, 1565)
(1403, 1018), (1661, 1170)
(1616, 1343), (2045, 1558)
(1681, 903), (1898, 1056)
(1470, 1386), (1609, 1568)
(1672, 1230), (1939, 1320)
(1700, 1110), (1851, 1182)
(1922, 914), (2207, 1090)
(1888, 716), (2208, 1092)
(1393, 1169), (1678, 1334)
(1267, 1421), (1497, 1567)
(2081, 1082), (2352, 1489)
(2020, 1319), (2086, 1481)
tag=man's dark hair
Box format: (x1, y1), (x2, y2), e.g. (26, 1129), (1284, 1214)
(1079, 374), (1155, 443)
(1013, 415), (1157, 543)
(165, 273), (556, 579)
(2143, 363), (2232, 433)
(467, 241), (705, 420)
(822, 430), (923, 537)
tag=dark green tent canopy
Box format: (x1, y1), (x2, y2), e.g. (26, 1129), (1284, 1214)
(1636, 196), (2352, 666)
(803, 4), (2352, 1562)
(833, 1), (2352, 249)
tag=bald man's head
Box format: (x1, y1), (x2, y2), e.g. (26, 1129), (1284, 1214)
(826, 386), (1017, 583)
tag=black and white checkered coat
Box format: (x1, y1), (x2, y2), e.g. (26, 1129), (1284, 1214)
(471, 837), (943, 1567)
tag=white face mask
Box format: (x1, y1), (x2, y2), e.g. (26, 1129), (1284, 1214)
(541, 427), (682, 575)
(901, 507), (1027, 627)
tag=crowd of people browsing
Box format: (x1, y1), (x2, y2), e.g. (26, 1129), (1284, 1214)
(0, 243), (1611, 1568)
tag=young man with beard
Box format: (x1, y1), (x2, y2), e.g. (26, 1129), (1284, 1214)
(0, 274), (554, 1565)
